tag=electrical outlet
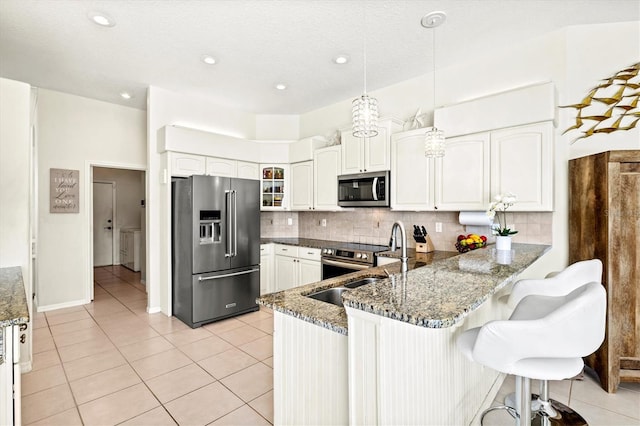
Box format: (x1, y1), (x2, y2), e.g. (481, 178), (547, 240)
(321, 219), (327, 227)
(287, 217), (293, 226)
(435, 222), (443, 233)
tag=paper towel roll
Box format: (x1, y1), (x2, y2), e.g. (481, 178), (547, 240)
(459, 211), (494, 226)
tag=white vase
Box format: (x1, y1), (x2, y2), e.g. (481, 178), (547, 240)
(496, 236), (512, 251)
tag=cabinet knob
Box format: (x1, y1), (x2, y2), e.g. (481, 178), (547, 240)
(20, 334), (26, 344)
(19, 323), (28, 331)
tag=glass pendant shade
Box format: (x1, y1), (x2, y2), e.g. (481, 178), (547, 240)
(424, 127), (445, 157)
(352, 94), (379, 137)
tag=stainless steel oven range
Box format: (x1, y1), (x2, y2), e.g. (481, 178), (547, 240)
(321, 242), (389, 279)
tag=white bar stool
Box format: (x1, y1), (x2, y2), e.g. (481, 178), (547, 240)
(504, 259), (603, 424)
(457, 281), (606, 426)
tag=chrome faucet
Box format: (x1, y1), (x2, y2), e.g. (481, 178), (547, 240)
(389, 221), (409, 273)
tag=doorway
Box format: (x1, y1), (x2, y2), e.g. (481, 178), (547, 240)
(90, 165), (146, 301)
(93, 181), (115, 266)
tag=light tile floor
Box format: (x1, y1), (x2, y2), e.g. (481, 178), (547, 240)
(23, 266), (273, 425)
(23, 266), (639, 425)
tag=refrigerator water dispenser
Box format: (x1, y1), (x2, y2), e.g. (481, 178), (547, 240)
(199, 210), (221, 244)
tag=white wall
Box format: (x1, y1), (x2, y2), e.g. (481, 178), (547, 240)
(93, 167), (145, 262)
(0, 78), (31, 276)
(36, 89), (146, 310)
(565, 22), (640, 158)
(256, 114), (299, 140)
(0, 78), (33, 369)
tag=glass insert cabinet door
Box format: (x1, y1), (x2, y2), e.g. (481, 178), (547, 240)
(261, 166), (286, 209)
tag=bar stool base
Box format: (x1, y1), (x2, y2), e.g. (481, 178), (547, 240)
(503, 393), (589, 426)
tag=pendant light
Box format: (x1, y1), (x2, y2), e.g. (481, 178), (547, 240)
(422, 11), (446, 158)
(352, 7), (378, 137)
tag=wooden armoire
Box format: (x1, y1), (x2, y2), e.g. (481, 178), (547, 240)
(569, 150), (640, 393)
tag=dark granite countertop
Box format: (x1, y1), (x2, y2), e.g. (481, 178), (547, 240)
(0, 267), (29, 328)
(258, 243), (550, 335)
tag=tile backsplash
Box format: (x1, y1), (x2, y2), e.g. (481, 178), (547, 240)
(261, 209), (552, 251)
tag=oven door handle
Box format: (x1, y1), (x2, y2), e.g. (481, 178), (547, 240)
(322, 258), (371, 271)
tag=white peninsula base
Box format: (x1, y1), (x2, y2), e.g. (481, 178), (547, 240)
(273, 311), (349, 425)
(345, 290), (509, 426)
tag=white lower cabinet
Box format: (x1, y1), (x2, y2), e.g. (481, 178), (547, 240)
(274, 245), (321, 291)
(0, 325), (21, 426)
(376, 256), (400, 266)
(260, 244), (274, 295)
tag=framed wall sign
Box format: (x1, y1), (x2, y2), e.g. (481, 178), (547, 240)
(50, 168), (79, 213)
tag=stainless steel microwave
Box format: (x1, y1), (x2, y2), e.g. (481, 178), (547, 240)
(337, 171), (390, 207)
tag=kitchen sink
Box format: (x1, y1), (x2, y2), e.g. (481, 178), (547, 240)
(307, 287), (349, 307)
(343, 277), (382, 289)
(306, 276), (385, 307)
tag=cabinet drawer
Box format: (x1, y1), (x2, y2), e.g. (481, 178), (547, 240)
(275, 244), (298, 257)
(298, 247), (321, 261)
(260, 244), (273, 255)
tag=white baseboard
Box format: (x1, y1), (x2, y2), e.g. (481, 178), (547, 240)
(146, 306), (161, 314)
(20, 361), (33, 374)
(37, 299), (89, 312)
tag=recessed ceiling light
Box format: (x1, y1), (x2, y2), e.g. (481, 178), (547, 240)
(333, 55), (350, 65)
(88, 12), (116, 27)
(202, 55), (217, 65)
(275, 83), (287, 90)
(119, 91), (132, 100)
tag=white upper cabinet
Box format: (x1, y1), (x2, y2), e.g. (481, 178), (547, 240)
(314, 146), (343, 211)
(237, 161), (260, 180)
(170, 152), (206, 177)
(341, 118), (402, 174)
(490, 122), (553, 211)
(390, 122), (553, 212)
(170, 152), (259, 180)
(290, 161), (314, 211)
(434, 132), (490, 211)
(205, 157), (237, 177)
(390, 128), (434, 210)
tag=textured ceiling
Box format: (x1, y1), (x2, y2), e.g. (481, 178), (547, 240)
(0, 0), (638, 113)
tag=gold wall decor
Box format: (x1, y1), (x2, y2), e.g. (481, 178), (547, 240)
(561, 62), (639, 143)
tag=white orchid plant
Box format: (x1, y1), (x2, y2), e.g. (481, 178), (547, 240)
(486, 193), (518, 236)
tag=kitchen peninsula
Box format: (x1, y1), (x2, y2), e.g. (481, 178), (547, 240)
(0, 267), (29, 425)
(258, 243), (550, 425)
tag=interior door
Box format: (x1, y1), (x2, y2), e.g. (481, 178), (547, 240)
(93, 182), (114, 266)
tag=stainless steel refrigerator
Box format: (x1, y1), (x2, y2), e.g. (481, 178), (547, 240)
(172, 175), (260, 328)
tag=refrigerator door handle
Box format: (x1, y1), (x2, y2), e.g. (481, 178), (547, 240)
(232, 189), (238, 257)
(198, 267), (260, 281)
(225, 190), (232, 258)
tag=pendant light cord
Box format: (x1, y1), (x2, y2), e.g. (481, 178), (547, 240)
(363, 5), (367, 95)
(432, 25), (436, 124)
